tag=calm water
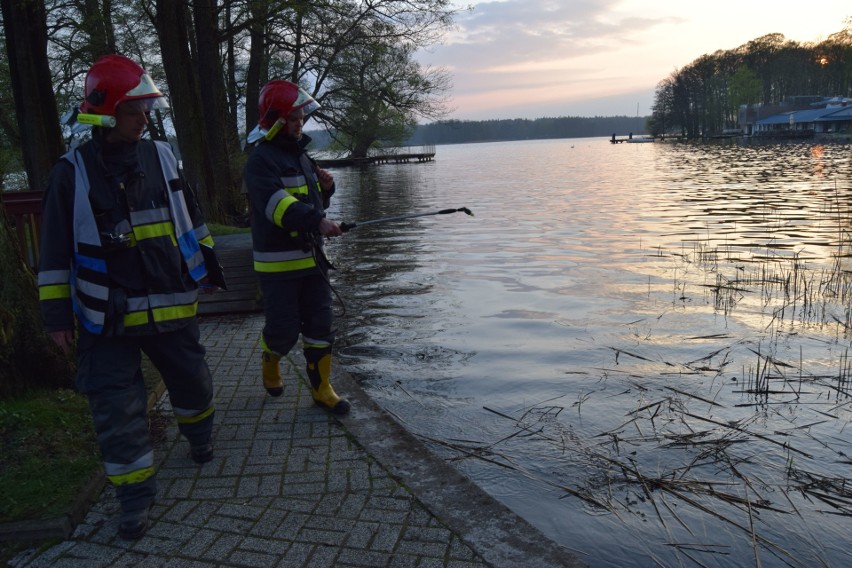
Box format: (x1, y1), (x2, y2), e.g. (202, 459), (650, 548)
(323, 138), (852, 568)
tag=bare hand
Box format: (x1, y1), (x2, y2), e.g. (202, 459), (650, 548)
(318, 217), (342, 237)
(48, 329), (74, 354)
(316, 167), (334, 192)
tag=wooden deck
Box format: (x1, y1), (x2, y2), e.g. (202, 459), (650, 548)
(317, 152), (435, 168)
(198, 233), (262, 316)
(316, 145), (437, 168)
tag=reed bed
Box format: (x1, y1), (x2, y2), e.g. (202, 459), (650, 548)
(418, 234), (852, 567)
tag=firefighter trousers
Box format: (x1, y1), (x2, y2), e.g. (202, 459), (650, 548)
(76, 320), (215, 513)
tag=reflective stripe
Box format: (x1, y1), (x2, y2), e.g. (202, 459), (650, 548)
(58, 143), (207, 335)
(253, 250), (313, 262)
(253, 247), (316, 272)
(133, 220), (178, 245)
(280, 174), (308, 196)
(107, 467), (156, 486)
(63, 149), (108, 334)
(173, 404), (215, 424)
(39, 284), (71, 300)
(74, 253), (107, 274)
(150, 290), (198, 323)
(195, 224), (212, 242)
(149, 290), (198, 308)
(38, 269), (70, 285)
(104, 451), (154, 476)
(123, 295), (150, 327)
(130, 207), (170, 225)
(127, 297), (149, 312)
(123, 311), (150, 327)
(69, 150), (102, 248)
(179, 233), (205, 279)
(74, 274), (109, 301)
(76, 301), (106, 330)
(265, 189), (298, 227)
(38, 270), (72, 300)
(254, 257), (317, 273)
(152, 302), (197, 322)
(302, 336), (331, 349)
(156, 141), (205, 282)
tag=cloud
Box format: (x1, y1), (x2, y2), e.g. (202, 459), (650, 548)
(420, 0), (850, 120)
(420, 0), (678, 119)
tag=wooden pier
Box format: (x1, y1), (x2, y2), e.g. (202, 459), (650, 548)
(316, 145), (436, 168)
(610, 133), (655, 144)
(197, 233), (262, 316)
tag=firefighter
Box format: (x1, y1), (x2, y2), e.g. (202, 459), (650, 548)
(243, 80), (350, 415)
(37, 54), (217, 540)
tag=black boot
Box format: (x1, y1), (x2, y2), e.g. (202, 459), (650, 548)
(118, 506), (149, 540)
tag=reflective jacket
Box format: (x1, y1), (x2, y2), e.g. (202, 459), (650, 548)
(243, 134), (333, 277)
(38, 137), (214, 336)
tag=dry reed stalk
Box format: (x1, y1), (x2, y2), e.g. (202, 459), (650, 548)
(745, 485), (763, 568)
(680, 411), (813, 458)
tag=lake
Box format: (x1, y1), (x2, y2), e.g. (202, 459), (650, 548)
(322, 138), (852, 568)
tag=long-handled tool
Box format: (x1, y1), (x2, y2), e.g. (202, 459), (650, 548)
(340, 207), (474, 233)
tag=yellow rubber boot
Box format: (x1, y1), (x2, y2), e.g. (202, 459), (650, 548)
(261, 351), (284, 397)
(305, 349), (350, 415)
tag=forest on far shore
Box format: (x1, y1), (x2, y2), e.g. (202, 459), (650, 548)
(309, 115), (649, 148)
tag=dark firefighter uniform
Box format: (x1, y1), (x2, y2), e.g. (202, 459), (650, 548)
(37, 135), (215, 515)
(244, 133), (348, 413)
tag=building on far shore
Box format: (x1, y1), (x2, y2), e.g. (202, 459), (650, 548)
(739, 96), (852, 140)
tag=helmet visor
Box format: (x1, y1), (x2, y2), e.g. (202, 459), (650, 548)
(124, 73), (169, 109)
(292, 87), (320, 116)
(120, 96), (169, 112)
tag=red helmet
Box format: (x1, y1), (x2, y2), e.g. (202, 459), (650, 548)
(257, 80), (319, 131)
(79, 54), (168, 117)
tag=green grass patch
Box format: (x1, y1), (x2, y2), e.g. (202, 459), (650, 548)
(0, 357), (163, 528)
(0, 389), (100, 523)
(207, 222), (250, 236)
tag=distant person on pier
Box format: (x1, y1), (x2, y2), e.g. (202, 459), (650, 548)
(243, 80), (350, 415)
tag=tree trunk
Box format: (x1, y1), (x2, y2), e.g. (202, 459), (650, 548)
(192, 0), (243, 222)
(154, 0), (208, 211)
(1, 0), (64, 193)
(244, 0), (269, 136)
(0, 0), (75, 397)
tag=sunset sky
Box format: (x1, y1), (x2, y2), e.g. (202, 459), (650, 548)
(416, 0), (851, 120)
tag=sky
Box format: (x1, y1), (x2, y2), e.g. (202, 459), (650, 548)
(415, 0), (851, 121)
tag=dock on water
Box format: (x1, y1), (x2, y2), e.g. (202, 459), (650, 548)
(316, 145), (436, 167)
(610, 133), (655, 144)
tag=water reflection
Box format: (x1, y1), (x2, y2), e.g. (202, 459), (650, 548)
(325, 139), (852, 568)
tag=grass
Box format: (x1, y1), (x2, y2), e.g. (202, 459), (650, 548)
(0, 357), (164, 565)
(0, 389), (100, 523)
(207, 222), (250, 236)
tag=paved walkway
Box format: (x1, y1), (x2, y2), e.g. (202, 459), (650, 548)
(10, 313), (582, 567)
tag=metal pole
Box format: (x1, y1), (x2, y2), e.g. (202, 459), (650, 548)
(340, 207), (473, 232)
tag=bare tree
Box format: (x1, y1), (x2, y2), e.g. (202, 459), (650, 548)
(1, 0), (64, 192)
(0, 0), (75, 397)
(248, 0), (458, 154)
(322, 41), (450, 156)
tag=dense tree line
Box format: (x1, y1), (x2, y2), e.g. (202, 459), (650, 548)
(649, 23), (852, 138)
(0, 0), (457, 396)
(403, 116), (648, 145)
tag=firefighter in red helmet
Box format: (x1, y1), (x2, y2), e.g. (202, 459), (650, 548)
(38, 54), (217, 540)
(243, 80), (350, 414)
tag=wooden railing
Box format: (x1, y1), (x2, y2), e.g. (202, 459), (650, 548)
(1, 190), (44, 270)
